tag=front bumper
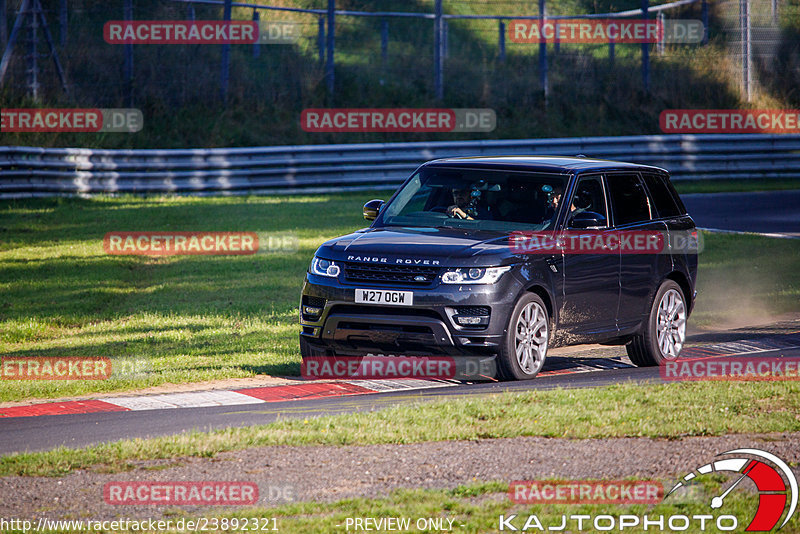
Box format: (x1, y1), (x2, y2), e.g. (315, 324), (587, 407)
(299, 271), (521, 356)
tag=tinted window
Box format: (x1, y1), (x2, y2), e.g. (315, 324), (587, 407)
(379, 168), (569, 231)
(567, 175), (608, 224)
(643, 173), (683, 218)
(607, 174), (652, 226)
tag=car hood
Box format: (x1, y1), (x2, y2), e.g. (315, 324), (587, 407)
(316, 226), (516, 267)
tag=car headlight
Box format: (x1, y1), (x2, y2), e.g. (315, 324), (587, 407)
(441, 266), (511, 284)
(310, 256), (341, 278)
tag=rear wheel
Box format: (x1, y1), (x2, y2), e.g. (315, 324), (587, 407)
(498, 293), (549, 380)
(626, 280), (686, 366)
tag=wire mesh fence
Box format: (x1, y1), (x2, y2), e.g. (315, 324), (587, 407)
(0, 0), (797, 147)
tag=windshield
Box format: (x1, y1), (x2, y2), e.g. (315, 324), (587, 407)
(378, 167), (570, 231)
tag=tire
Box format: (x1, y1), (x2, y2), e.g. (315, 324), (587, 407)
(626, 280), (687, 367)
(497, 293), (550, 380)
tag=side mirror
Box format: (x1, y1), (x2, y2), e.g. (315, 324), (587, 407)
(363, 199), (385, 221)
(568, 211), (607, 229)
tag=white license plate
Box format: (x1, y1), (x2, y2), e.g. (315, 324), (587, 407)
(355, 289), (413, 306)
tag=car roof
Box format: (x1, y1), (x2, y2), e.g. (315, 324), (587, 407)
(422, 155), (668, 175)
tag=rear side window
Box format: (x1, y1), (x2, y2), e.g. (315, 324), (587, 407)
(607, 173), (652, 226)
(642, 173), (683, 218)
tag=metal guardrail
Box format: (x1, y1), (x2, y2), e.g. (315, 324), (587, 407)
(1, 134), (799, 198)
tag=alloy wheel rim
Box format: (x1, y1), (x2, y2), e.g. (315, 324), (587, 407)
(514, 302), (548, 375)
(656, 288), (686, 360)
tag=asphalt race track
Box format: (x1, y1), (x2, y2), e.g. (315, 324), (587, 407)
(2, 323), (800, 456)
(683, 190), (800, 236)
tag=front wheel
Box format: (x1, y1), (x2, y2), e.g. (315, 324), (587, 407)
(497, 293), (549, 380)
(626, 280), (687, 366)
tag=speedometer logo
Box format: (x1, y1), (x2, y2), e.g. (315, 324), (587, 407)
(667, 448), (798, 531)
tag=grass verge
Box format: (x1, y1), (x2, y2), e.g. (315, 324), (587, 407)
(2, 381), (799, 477)
(171, 480), (797, 534)
(1, 195), (799, 401)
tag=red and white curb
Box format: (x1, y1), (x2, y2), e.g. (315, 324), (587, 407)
(0, 379), (455, 419)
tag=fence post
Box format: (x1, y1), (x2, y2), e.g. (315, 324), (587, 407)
(187, 3), (195, 21)
(740, 0), (751, 101)
(381, 19), (388, 63)
(442, 18), (448, 59)
(554, 21), (559, 53)
(0, 0), (6, 49)
(59, 0), (66, 46)
(433, 0), (443, 100)
(326, 0), (335, 99)
(641, 0), (650, 92)
(220, 0), (232, 102)
(498, 19), (505, 62)
(252, 9), (260, 58)
(657, 12), (664, 55)
(317, 16), (324, 63)
(124, 0), (134, 106)
(701, 0), (708, 44)
(609, 36), (615, 66)
(539, 0), (548, 103)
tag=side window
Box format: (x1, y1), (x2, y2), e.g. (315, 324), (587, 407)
(642, 173), (683, 218)
(607, 174), (652, 226)
(567, 175), (608, 224)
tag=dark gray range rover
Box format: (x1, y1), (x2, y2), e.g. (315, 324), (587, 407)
(299, 156), (698, 380)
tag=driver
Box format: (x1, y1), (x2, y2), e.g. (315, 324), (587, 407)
(447, 188), (474, 219)
(447, 186), (492, 220)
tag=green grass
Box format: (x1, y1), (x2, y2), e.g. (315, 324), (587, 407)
(172, 481), (797, 534)
(2, 381), (798, 477)
(1, 194), (799, 402)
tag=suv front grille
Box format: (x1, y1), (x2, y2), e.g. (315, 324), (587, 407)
(343, 262), (440, 285)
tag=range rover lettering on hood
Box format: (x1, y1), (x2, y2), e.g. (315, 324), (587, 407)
(346, 255), (440, 265)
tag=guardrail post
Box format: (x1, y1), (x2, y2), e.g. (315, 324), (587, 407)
(220, 0), (232, 102)
(123, 0), (133, 106)
(539, 0), (548, 104)
(641, 0), (650, 92)
(498, 20), (505, 62)
(252, 9), (260, 58)
(326, 0), (335, 99)
(433, 0), (443, 100)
